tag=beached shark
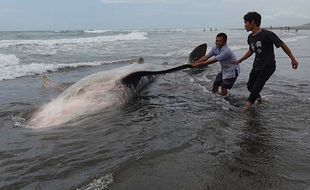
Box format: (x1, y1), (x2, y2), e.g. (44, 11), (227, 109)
(27, 44), (207, 128)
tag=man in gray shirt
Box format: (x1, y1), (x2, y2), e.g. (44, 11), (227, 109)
(193, 32), (240, 96)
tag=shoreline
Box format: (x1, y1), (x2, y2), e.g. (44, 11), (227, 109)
(231, 24), (310, 31)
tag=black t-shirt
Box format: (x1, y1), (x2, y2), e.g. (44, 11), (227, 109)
(247, 29), (283, 70)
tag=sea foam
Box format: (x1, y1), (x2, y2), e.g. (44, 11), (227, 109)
(0, 32), (148, 48)
(0, 56), (134, 81)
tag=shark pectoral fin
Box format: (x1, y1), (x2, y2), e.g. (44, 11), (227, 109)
(42, 75), (72, 92)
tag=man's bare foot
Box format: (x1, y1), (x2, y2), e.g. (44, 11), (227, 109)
(241, 101), (253, 111)
(221, 87), (228, 97)
(212, 85), (219, 94)
(256, 97), (263, 104)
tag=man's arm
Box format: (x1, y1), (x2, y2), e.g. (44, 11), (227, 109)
(280, 43), (299, 69)
(192, 57), (218, 68)
(235, 50), (253, 64)
(194, 55), (209, 64)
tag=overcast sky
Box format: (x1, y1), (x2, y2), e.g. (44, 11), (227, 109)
(0, 0), (309, 31)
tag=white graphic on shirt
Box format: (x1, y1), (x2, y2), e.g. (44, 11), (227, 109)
(256, 41), (262, 54)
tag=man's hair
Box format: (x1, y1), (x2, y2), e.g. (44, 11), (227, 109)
(216, 32), (227, 42)
(243, 12), (261, 27)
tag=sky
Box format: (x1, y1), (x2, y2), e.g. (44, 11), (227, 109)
(0, 0), (309, 31)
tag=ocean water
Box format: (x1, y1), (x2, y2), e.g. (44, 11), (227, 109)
(0, 28), (310, 190)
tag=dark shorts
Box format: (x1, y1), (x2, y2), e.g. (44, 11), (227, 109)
(213, 71), (238, 90)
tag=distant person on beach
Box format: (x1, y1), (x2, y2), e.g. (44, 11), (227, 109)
(192, 32), (240, 97)
(235, 11), (299, 110)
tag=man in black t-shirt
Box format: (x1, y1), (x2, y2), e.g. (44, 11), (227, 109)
(236, 11), (299, 111)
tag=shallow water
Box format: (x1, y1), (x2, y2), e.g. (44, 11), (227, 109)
(1, 29), (310, 190)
